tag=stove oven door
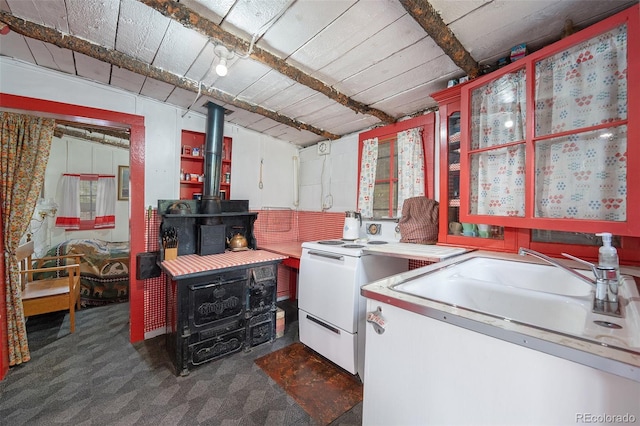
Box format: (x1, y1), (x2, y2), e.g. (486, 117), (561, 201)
(298, 248), (361, 374)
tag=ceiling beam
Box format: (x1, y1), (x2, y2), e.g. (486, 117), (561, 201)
(0, 11), (340, 140)
(399, 0), (481, 78)
(55, 125), (130, 150)
(136, 0), (397, 125)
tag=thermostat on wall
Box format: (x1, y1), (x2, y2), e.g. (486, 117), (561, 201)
(317, 141), (331, 155)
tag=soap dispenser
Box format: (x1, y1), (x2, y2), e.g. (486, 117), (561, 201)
(596, 232), (620, 302)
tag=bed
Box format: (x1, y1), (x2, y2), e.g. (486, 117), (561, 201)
(36, 239), (130, 307)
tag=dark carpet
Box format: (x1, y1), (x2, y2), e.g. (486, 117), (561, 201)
(255, 343), (363, 425)
(0, 301), (363, 425)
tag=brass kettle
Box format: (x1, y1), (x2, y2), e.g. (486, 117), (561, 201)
(227, 233), (248, 250)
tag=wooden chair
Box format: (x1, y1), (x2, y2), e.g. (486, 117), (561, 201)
(16, 241), (83, 333)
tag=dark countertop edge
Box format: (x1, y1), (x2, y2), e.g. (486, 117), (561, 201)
(162, 258), (284, 281)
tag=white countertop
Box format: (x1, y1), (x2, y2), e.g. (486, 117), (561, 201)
(363, 243), (470, 261)
(361, 250), (640, 383)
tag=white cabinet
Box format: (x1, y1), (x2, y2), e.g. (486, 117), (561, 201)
(362, 299), (640, 425)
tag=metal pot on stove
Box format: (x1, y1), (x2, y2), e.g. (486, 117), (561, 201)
(227, 233), (248, 250)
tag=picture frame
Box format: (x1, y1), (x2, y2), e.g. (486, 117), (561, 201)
(118, 165), (130, 201)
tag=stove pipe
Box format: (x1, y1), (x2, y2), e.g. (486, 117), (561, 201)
(200, 101), (224, 219)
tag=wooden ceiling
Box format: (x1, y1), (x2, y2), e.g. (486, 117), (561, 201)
(0, 0), (636, 146)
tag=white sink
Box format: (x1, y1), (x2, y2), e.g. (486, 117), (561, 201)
(391, 256), (640, 350)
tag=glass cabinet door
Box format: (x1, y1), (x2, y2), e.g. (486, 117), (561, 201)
(467, 68), (527, 218)
(533, 23), (628, 223)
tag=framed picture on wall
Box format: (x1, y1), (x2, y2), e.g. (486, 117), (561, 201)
(118, 165), (130, 201)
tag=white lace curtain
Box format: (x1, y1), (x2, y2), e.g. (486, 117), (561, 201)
(397, 127), (425, 214)
(55, 174), (80, 229)
(95, 176), (116, 228)
(55, 174), (116, 229)
(357, 137), (378, 218)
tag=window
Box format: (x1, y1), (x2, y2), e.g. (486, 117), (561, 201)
(56, 173), (116, 230)
(79, 174), (98, 229)
(357, 114), (435, 219)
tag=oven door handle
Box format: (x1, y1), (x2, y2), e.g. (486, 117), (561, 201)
(307, 314), (341, 335)
(308, 250), (344, 261)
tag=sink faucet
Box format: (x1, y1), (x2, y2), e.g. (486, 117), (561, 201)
(517, 248), (597, 287)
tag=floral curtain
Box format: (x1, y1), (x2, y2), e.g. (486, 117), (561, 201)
(534, 24), (627, 220)
(469, 69), (527, 216)
(357, 138), (378, 218)
(397, 127), (425, 214)
(94, 175), (116, 228)
(1, 111), (55, 366)
(55, 174), (80, 229)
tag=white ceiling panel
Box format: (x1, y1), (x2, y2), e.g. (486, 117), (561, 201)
(25, 39), (75, 74)
(316, 14), (428, 86)
(429, 0), (491, 24)
(221, 0), (292, 39)
(165, 87), (204, 110)
(371, 81), (443, 116)
(67, 0), (118, 48)
(5, 0), (68, 31)
(288, 0), (407, 74)
(180, 0), (230, 25)
(74, 52), (111, 84)
(116, 0), (169, 63)
(260, 83), (318, 113)
(329, 115), (381, 136)
(0, 30), (35, 64)
(111, 67), (146, 94)
(258, 0), (357, 58)
(235, 70), (296, 105)
(336, 37), (444, 96)
(140, 77), (177, 102)
(352, 54), (459, 105)
(152, 21), (208, 76)
(247, 117), (282, 133)
(226, 108), (269, 127)
(210, 57), (272, 96)
(278, 93), (337, 120)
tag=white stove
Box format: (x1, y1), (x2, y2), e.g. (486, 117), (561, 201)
(298, 238), (408, 380)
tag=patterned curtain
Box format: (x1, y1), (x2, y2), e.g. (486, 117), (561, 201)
(95, 175), (116, 228)
(55, 174), (80, 229)
(1, 111), (55, 366)
(397, 127), (425, 215)
(469, 69), (527, 216)
(357, 138), (378, 218)
(534, 24), (627, 220)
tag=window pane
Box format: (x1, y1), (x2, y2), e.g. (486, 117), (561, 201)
(531, 230), (620, 247)
(470, 68), (527, 150)
(79, 179), (97, 221)
(376, 142), (391, 180)
(469, 145), (526, 217)
(535, 24), (627, 137)
(534, 126), (626, 221)
(373, 182), (389, 218)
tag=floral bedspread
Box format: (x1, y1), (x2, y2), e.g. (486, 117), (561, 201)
(36, 239), (129, 307)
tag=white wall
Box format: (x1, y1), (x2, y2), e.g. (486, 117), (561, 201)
(298, 134), (359, 212)
(0, 57), (300, 220)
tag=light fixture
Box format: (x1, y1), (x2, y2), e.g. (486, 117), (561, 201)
(213, 45), (234, 77)
(36, 198), (58, 221)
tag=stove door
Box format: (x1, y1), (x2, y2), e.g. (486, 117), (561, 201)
(298, 248), (361, 333)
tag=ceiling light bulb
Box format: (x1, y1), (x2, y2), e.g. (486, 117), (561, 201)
(216, 58), (228, 77)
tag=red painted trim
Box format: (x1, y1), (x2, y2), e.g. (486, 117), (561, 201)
(0, 94), (146, 355)
(457, 4), (640, 236)
(357, 114), (436, 214)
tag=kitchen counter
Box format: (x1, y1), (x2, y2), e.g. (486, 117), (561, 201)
(257, 241), (304, 299)
(161, 249), (287, 280)
(361, 250), (640, 383)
